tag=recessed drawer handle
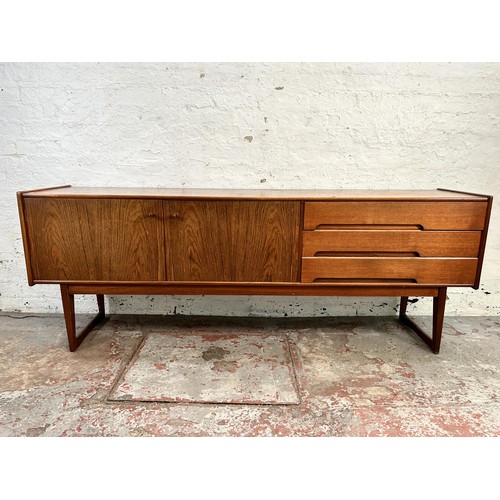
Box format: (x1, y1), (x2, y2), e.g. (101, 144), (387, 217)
(313, 251), (421, 257)
(314, 224), (424, 231)
(312, 278), (418, 284)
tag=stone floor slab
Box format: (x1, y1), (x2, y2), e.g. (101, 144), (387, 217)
(108, 332), (300, 404)
(288, 318), (499, 408)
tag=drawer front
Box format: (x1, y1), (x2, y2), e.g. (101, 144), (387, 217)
(301, 257), (478, 285)
(304, 201), (488, 230)
(303, 230), (482, 257)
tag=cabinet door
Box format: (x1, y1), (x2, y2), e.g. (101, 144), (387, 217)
(164, 201), (300, 282)
(24, 198), (165, 281)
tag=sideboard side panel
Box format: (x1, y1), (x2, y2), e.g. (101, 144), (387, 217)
(17, 192), (35, 285)
(473, 195), (494, 288)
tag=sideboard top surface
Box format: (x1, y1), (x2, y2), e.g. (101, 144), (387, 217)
(20, 186), (489, 201)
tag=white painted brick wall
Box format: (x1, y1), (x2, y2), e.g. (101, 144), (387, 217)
(1, 62), (499, 317)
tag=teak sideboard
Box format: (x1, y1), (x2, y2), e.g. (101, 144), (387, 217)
(17, 186), (493, 354)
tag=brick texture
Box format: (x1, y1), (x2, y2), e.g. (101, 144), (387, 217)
(1, 63), (499, 315)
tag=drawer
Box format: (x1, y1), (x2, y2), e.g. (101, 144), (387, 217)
(302, 230), (482, 257)
(303, 201), (489, 231)
(301, 257), (478, 285)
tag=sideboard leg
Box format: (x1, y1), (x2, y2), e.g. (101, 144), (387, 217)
(431, 287), (447, 354)
(398, 288), (447, 354)
(60, 285), (107, 352)
(97, 294), (105, 315)
(399, 296), (409, 319)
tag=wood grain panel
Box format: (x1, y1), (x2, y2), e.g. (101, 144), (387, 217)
(304, 201), (488, 230)
(23, 186), (489, 201)
(24, 198), (165, 281)
(301, 257), (478, 285)
(164, 201), (300, 282)
(302, 230), (482, 257)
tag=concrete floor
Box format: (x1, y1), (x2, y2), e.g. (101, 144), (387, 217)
(0, 313), (498, 437)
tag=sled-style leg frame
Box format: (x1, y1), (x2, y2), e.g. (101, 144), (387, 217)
(399, 287), (447, 354)
(60, 285), (107, 352)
